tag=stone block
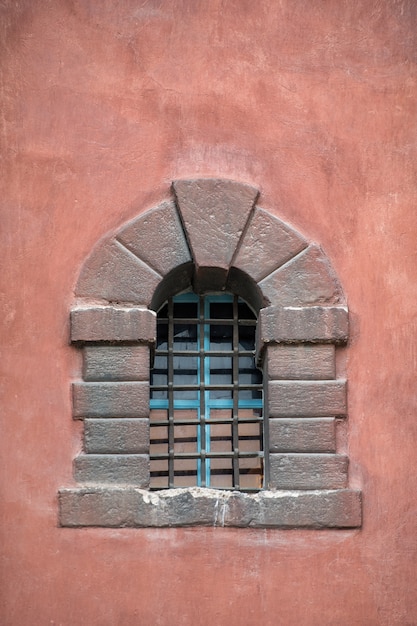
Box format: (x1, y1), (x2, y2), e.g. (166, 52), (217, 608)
(268, 453), (348, 489)
(84, 419), (149, 454)
(73, 382), (149, 418)
(259, 244), (344, 306)
(257, 306), (348, 355)
(233, 206), (307, 282)
(268, 380), (347, 417)
(266, 344), (336, 380)
(173, 178), (259, 275)
(269, 418), (336, 452)
(59, 487), (362, 528)
(71, 306), (156, 344)
(117, 201), (191, 277)
(75, 239), (161, 305)
(74, 454), (149, 487)
(83, 345), (150, 381)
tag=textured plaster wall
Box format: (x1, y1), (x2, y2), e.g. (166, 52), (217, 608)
(1, 1), (416, 624)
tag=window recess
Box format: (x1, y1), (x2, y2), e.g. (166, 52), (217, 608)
(150, 293), (263, 491)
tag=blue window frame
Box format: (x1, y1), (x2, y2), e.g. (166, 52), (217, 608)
(150, 293), (263, 491)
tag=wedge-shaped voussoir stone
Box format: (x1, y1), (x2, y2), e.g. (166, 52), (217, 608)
(233, 207), (307, 282)
(268, 454), (348, 489)
(84, 419), (149, 454)
(71, 306), (156, 343)
(75, 239), (161, 305)
(266, 344), (335, 380)
(82, 345), (150, 381)
(257, 306), (348, 349)
(116, 201), (191, 277)
(259, 245), (344, 306)
(73, 382), (149, 418)
(74, 454), (149, 487)
(173, 178), (259, 270)
(269, 418), (336, 452)
(268, 380), (346, 417)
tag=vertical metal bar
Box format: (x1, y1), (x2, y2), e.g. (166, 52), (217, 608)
(199, 295), (206, 486)
(168, 297), (175, 488)
(232, 295), (240, 489)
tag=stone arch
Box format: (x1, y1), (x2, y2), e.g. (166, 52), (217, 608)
(60, 178), (361, 529)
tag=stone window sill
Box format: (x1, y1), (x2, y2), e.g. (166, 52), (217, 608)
(59, 486), (362, 528)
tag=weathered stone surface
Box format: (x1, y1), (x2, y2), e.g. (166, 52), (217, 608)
(84, 419), (149, 454)
(74, 454), (149, 487)
(71, 306), (156, 343)
(75, 239), (161, 305)
(117, 201), (191, 277)
(259, 245), (344, 306)
(59, 487), (362, 528)
(256, 307), (348, 356)
(173, 178), (259, 274)
(266, 344), (336, 380)
(269, 418), (336, 452)
(73, 382), (149, 418)
(83, 345), (150, 381)
(268, 454), (348, 489)
(268, 380), (347, 417)
(233, 206), (308, 282)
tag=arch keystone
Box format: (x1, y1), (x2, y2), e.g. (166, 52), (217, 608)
(173, 178), (259, 289)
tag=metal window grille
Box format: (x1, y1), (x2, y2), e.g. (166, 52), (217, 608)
(150, 293), (263, 491)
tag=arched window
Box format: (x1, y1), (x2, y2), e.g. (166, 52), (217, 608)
(150, 293), (263, 490)
(60, 178), (362, 528)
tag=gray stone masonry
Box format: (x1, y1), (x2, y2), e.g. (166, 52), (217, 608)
(233, 206), (308, 283)
(75, 239), (161, 305)
(269, 418), (336, 452)
(74, 454), (149, 487)
(259, 245), (343, 306)
(266, 344), (336, 380)
(84, 419), (149, 454)
(62, 178), (361, 528)
(59, 487), (362, 528)
(72, 382), (149, 418)
(71, 306), (156, 343)
(268, 380), (347, 417)
(83, 345), (150, 381)
(268, 454), (348, 489)
(173, 178), (259, 289)
(116, 200), (191, 277)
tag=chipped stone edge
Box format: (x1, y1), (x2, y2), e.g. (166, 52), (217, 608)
(58, 487), (362, 529)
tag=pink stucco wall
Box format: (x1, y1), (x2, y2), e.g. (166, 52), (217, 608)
(1, 1), (416, 624)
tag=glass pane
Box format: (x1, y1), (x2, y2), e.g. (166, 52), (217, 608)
(173, 355), (198, 386)
(173, 390), (198, 401)
(238, 300), (256, 320)
(173, 301), (198, 319)
(173, 323), (197, 350)
(239, 388), (262, 401)
(238, 356), (262, 385)
(172, 458), (198, 488)
(174, 424), (198, 454)
(238, 324), (256, 350)
(210, 323), (233, 351)
(210, 301), (233, 319)
(209, 355), (232, 399)
(156, 321), (168, 350)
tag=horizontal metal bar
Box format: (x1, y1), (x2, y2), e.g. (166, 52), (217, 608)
(150, 451), (264, 460)
(150, 417), (263, 426)
(151, 384), (262, 391)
